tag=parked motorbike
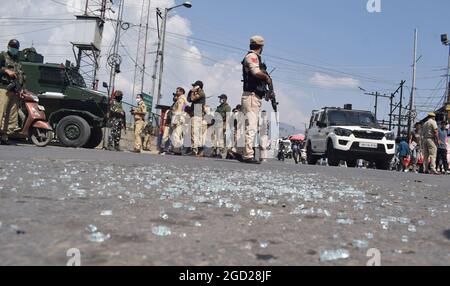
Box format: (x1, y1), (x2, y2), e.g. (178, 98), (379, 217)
(6, 79), (53, 147)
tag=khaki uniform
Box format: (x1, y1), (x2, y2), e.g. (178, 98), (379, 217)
(0, 51), (23, 138)
(422, 118), (438, 173)
(214, 102), (232, 156)
(171, 96), (188, 151)
(242, 51), (263, 160)
(133, 101), (147, 151)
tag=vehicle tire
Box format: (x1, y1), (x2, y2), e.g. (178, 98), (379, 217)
(306, 144), (319, 165)
(84, 127), (103, 149)
(30, 128), (53, 147)
(327, 141), (340, 167)
(346, 160), (357, 168)
(376, 159), (391, 170)
(56, 116), (91, 148)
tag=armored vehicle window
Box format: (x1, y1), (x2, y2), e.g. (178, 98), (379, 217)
(66, 68), (86, 88)
(38, 66), (65, 86)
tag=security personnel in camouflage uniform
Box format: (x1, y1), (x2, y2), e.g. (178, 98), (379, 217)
(188, 80), (206, 156)
(107, 91), (125, 151)
(213, 94), (231, 158)
(131, 94), (147, 153)
(238, 35), (271, 164)
(0, 39), (24, 144)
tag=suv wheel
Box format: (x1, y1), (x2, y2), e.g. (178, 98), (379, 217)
(306, 143), (319, 165)
(327, 141), (340, 167)
(56, 116), (91, 148)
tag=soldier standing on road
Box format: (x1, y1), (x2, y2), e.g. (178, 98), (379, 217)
(237, 35), (272, 164)
(422, 112), (439, 175)
(0, 39), (24, 145)
(213, 94), (231, 158)
(188, 80), (206, 157)
(107, 91), (125, 151)
(131, 94), (147, 153)
(171, 87), (188, 155)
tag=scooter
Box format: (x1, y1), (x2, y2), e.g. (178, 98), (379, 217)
(5, 79), (53, 147)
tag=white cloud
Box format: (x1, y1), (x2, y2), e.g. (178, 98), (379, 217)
(309, 72), (360, 89)
(0, 0), (310, 130)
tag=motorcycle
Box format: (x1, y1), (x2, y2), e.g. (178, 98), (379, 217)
(278, 141), (287, 161)
(6, 79), (53, 147)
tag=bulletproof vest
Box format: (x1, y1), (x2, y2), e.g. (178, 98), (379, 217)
(110, 101), (124, 117)
(0, 51), (24, 88)
(242, 51), (267, 98)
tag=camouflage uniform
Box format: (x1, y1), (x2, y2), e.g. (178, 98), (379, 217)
(214, 100), (231, 157)
(108, 99), (125, 150)
(0, 51), (24, 139)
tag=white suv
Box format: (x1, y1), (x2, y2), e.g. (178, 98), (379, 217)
(306, 106), (396, 169)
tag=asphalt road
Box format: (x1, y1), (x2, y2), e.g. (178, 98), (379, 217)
(0, 144), (449, 266)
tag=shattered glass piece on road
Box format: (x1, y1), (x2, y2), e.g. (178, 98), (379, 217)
(88, 232), (110, 243)
(408, 225), (417, 233)
(336, 219), (354, 225)
(320, 249), (350, 262)
(259, 241), (269, 249)
(86, 224), (98, 233)
(100, 210), (113, 216)
(352, 240), (369, 249)
(152, 226), (172, 237)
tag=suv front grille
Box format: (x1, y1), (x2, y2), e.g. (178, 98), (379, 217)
(353, 131), (385, 140)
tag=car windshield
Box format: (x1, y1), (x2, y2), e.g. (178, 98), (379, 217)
(65, 68), (86, 88)
(327, 110), (378, 127)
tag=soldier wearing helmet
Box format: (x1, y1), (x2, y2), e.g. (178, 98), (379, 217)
(0, 39), (24, 144)
(238, 35), (271, 164)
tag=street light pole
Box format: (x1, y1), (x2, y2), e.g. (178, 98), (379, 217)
(155, 2), (192, 108)
(156, 8), (169, 108)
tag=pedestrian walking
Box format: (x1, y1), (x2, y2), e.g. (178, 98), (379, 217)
(436, 121), (448, 174)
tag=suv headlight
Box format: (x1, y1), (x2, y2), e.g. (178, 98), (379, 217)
(385, 132), (395, 141)
(334, 128), (353, 137)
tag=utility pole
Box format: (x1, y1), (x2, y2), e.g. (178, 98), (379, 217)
(103, 0), (125, 149)
(389, 93), (394, 130)
(408, 29), (418, 137)
(131, 0), (152, 103)
(73, 0), (109, 89)
(151, 8), (163, 108)
(398, 81), (405, 137)
(156, 8), (169, 108)
(446, 43), (450, 122)
(107, 0), (125, 97)
(364, 91), (390, 120)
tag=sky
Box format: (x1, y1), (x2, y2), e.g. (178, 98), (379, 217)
(1, 0), (449, 130)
